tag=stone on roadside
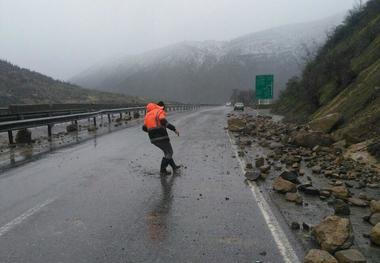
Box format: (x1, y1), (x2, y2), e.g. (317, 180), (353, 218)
(370, 223), (380, 246)
(312, 215), (354, 253)
(285, 192), (303, 205)
(280, 171), (300, 184)
(227, 118), (246, 132)
(308, 113), (342, 133)
(369, 213), (380, 226)
(303, 187), (320, 196)
(255, 157), (265, 168)
(244, 171), (261, 181)
(304, 249), (338, 263)
(291, 131), (334, 148)
(370, 200), (380, 213)
(272, 177), (297, 194)
(269, 142), (282, 150)
(333, 199), (351, 216)
(320, 190), (332, 198)
(259, 165), (271, 173)
(347, 198), (368, 207)
(291, 221), (300, 230)
(334, 249), (366, 263)
(331, 185), (350, 199)
(312, 165), (322, 174)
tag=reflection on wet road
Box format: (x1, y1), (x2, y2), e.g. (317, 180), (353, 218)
(147, 174), (178, 242)
(0, 107), (297, 263)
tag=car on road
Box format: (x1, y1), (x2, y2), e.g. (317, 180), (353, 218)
(225, 102), (232, 107)
(234, 102), (244, 111)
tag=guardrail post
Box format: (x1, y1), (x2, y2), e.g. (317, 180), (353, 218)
(8, 130), (14, 144)
(107, 114), (111, 124)
(47, 124), (53, 140)
(119, 112), (122, 119)
(93, 117), (97, 126)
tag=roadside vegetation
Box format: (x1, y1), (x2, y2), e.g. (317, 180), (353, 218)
(0, 60), (145, 106)
(273, 0), (380, 143)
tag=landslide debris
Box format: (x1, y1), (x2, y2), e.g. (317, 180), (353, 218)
(227, 111), (380, 262)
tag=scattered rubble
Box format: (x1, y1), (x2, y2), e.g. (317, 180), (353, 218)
(227, 112), (380, 261)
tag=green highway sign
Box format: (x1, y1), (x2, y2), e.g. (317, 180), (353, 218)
(255, 75), (274, 100)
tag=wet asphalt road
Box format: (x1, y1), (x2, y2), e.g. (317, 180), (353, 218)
(0, 107), (295, 263)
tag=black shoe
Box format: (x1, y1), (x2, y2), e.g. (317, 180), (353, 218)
(168, 159), (181, 171)
(160, 158), (171, 175)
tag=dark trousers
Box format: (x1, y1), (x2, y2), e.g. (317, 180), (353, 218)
(152, 140), (173, 159)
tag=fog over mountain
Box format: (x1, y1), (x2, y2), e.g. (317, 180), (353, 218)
(71, 14), (344, 104)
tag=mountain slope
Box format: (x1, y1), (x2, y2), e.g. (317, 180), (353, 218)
(0, 60), (144, 106)
(273, 0), (380, 142)
(71, 15), (344, 104)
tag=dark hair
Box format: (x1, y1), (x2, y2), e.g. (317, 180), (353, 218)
(157, 101), (165, 108)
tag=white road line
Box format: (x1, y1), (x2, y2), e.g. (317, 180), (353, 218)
(0, 198), (56, 238)
(227, 132), (300, 263)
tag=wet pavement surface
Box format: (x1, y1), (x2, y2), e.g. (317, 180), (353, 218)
(0, 107), (298, 263)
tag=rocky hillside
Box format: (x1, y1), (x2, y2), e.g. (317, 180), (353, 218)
(273, 0), (380, 144)
(0, 60), (144, 106)
(71, 15), (344, 104)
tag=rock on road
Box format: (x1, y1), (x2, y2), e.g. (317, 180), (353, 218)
(0, 107), (300, 263)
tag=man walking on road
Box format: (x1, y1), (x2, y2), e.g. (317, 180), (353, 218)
(142, 101), (181, 175)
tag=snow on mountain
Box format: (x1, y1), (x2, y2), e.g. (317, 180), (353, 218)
(71, 14), (345, 104)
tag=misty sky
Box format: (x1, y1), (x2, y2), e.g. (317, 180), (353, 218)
(0, 0), (361, 80)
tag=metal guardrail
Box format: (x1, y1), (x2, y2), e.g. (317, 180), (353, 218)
(0, 104), (199, 144)
(0, 103), (141, 122)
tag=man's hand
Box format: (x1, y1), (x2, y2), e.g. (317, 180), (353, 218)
(175, 130), (180, 136)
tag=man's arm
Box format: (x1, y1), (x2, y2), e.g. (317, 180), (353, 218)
(160, 119), (179, 135)
(160, 119), (175, 131)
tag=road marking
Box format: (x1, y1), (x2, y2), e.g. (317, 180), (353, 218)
(0, 198), (56, 238)
(227, 132), (300, 263)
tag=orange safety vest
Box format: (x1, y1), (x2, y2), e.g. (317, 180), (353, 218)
(144, 103), (166, 129)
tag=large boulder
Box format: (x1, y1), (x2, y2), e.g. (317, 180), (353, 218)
(330, 186), (350, 200)
(227, 118), (246, 132)
(334, 249), (366, 263)
(272, 177), (297, 194)
(291, 131), (334, 148)
(370, 223), (380, 246)
(304, 249), (338, 263)
(312, 215), (354, 253)
(369, 213), (380, 226)
(309, 113), (343, 133)
(370, 200), (380, 213)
